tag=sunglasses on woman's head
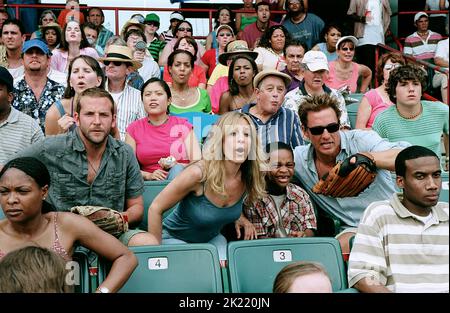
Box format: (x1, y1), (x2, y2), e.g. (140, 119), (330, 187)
(307, 123), (340, 135)
(384, 63), (401, 71)
(178, 27), (192, 32)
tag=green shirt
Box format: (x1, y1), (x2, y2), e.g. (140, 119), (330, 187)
(373, 101), (449, 157)
(15, 130), (144, 212)
(169, 88), (212, 114)
(147, 37), (166, 63)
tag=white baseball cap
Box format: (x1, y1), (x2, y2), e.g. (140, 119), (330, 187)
(336, 35), (358, 50)
(302, 51), (329, 72)
(170, 12), (184, 21)
(414, 12), (428, 23)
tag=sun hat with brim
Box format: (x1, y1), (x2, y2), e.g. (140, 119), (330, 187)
(414, 11), (428, 23)
(336, 35), (358, 50)
(218, 40), (258, 66)
(120, 18), (145, 37)
(40, 22), (62, 38)
(98, 45), (142, 70)
(253, 70), (292, 88)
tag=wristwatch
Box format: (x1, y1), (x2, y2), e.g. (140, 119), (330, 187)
(97, 286), (111, 293)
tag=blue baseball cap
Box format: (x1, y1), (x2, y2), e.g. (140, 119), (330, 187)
(22, 39), (52, 56)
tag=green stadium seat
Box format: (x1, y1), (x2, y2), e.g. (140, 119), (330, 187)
(72, 247), (92, 293)
(346, 93), (364, 129)
(139, 180), (179, 231)
(227, 237), (348, 293)
(98, 244), (223, 293)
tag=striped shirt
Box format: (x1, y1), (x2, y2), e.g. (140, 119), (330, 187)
(348, 193), (449, 293)
(147, 37), (166, 63)
(404, 31), (443, 60)
(0, 108), (44, 165)
(106, 83), (146, 141)
(372, 101), (449, 158)
(241, 103), (304, 149)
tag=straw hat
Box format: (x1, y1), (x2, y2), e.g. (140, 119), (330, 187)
(120, 18), (145, 37)
(40, 22), (62, 38)
(218, 40), (258, 65)
(98, 45), (142, 70)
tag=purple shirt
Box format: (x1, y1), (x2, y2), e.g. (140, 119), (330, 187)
(282, 68), (302, 93)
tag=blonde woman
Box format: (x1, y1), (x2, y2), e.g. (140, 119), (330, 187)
(147, 112), (267, 261)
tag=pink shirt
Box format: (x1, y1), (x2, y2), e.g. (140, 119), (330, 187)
(163, 64), (207, 87)
(211, 76), (229, 114)
(126, 116), (193, 173)
(363, 88), (394, 128)
(50, 47), (100, 73)
(325, 61), (359, 93)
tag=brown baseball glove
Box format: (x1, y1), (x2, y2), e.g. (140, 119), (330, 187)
(312, 153), (377, 198)
(70, 206), (128, 238)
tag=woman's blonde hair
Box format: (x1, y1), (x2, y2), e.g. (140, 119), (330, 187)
(202, 112), (267, 205)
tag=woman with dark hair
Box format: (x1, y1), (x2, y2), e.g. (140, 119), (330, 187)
(45, 55), (104, 136)
(30, 9), (57, 39)
(159, 20), (205, 67)
(50, 20), (99, 73)
(167, 50), (211, 114)
(219, 54), (258, 114)
(205, 6), (237, 50)
(356, 52), (406, 129)
(0, 157), (137, 293)
(311, 22), (342, 62)
(163, 36), (207, 89)
(125, 78), (201, 181)
(254, 25), (291, 71)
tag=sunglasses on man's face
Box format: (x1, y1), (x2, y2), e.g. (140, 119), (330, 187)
(104, 60), (126, 66)
(178, 27), (192, 32)
(145, 22), (159, 27)
(307, 123), (340, 135)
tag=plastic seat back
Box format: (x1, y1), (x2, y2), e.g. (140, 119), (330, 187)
(98, 244), (223, 293)
(139, 180), (179, 230)
(172, 112), (219, 143)
(440, 171), (449, 203)
(72, 247), (91, 293)
(227, 237), (347, 293)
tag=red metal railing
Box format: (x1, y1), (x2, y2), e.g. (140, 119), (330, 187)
(375, 43), (449, 103)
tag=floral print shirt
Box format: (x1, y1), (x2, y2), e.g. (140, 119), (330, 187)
(12, 78), (65, 132)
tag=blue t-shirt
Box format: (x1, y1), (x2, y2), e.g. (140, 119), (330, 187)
(282, 13), (325, 50)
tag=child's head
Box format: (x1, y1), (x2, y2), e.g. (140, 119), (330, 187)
(265, 142), (295, 189)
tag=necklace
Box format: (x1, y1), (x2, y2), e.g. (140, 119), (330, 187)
(148, 116), (169, 126)
(88, 159), (99, 175)
(396, 105), (422, 120)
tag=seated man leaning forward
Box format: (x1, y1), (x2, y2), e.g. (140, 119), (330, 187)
(348, 146), (449, 293)
(294, 94), (410, 254)
(12, 87), (157, 247)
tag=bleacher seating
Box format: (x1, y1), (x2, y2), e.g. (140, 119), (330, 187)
(346, 93), (364, 129)
(138, 180), (179, 231)
(72, 247), (92, 293)
(227, 237), (348, 293)
(98, 244), (223, 293)
(172, 112), (220, 143)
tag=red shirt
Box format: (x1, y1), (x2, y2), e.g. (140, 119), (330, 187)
(163, 64), (207, 87)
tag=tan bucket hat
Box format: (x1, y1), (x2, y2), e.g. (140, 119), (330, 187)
(253, 69), (292, 88)
(98, 45), (142, 70)
(218, 40), (258, 65)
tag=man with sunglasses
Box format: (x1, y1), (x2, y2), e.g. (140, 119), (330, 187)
(284, 50), (350, 128)
(87, 7), (113, 51)
(294, 93), (410, 255)
(143, 13), (166, 63)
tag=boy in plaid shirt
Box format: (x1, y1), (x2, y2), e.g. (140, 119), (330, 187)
(243, 142), (317, 238)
